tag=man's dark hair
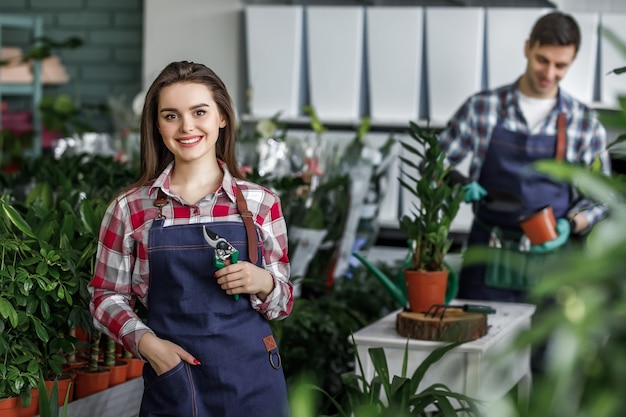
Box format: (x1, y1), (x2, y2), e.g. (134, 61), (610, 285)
(529, 11), (581, 54)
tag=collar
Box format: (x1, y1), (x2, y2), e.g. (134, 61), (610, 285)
(509, 80), (573, 117)
(148, 160), (238, 206)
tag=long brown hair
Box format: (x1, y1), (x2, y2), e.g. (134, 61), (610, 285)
(131, 61), (243, 189)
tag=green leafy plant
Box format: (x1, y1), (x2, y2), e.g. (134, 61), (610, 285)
(398, 122), (464, 271)
(313, 339), (481, 416)
(37, 376), (71, 417)
(0, 153), (137, 402)
(492, 29), (626, 417)
(270, 263), (397, 397)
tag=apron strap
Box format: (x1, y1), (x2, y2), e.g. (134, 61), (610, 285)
(500, 88), (567, 162)
(152, 185), (259, 264)
(235, 184), (259, 265)
(154, 189), (169, 219)
(498, 90), (508, 121)
(555, 113), (566, 161)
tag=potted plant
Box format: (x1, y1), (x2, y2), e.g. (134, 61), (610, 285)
(101, 336), (128, 387)
(398, 122), (464, 313)
(37, 375), (71, 417)
(72, 330), (111, 400)
(311, 338), (481, 416)
(0, 154), (131, 408)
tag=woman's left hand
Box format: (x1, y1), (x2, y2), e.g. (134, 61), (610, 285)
(214, 261), (275, 300)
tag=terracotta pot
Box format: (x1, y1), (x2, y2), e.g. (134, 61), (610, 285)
(72, 366), (111, 400)
(16, 388), (38, 417)
(62, 359), (88, 373)
(518, 205), (557, 245)
(119, 357), (144, 380)
(106, 361), (129, 387)
(45, 374), (75, 407)
(404, 269), (449, 313)
(0, 396), (19, 417)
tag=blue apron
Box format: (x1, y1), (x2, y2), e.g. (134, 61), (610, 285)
(139, 196), (288, 417)
(458, 92), (571, 301)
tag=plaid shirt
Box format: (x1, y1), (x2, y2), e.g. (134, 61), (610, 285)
(438, 81), (611, 230)
(89, 161), (293, 357)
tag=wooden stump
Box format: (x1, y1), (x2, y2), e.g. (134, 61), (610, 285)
(396, 308), (488, 342)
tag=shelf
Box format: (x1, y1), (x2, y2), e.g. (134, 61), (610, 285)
(240, 114), (443, 132)
(0, 13), (44, 157)
(0, 83), (39, 95)
(38, 377), (143, 417)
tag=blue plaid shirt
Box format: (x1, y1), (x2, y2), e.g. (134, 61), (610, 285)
(438, 81), (611, 231)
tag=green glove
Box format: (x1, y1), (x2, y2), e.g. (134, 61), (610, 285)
(529, 218), (571, 254)
(462, 181), (488, 203)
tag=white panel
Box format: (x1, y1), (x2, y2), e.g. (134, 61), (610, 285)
(143, 0), (243, 110)
(486, 8), (549, 90)
(245, 5), (304, 118)
(366, 7), (423, 123)
(426, 7), (484, 125)
(560, 11), (600, 105)
(600, 13), (626, 108)
(306, 6), (365, 121)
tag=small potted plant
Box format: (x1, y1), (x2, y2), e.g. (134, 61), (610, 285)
(398, 122), (464, 313)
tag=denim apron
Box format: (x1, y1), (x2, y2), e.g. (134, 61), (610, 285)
(139, 191), (288, 417)
(458, 92), (570, 301)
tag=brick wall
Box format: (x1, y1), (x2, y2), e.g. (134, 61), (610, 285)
(0, 0), (143, 133)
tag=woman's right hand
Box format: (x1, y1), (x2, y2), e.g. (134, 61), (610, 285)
(138, 332), (200, 375)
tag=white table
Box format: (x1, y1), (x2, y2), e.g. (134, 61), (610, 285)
(352, 300), (536, 408)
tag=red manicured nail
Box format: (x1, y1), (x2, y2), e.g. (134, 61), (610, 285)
(194, 359), (201, 365)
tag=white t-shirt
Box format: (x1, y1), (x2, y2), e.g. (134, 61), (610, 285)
(518, 92), (557, 134)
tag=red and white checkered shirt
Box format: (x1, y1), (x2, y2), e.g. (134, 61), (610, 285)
(89, 161), (293, 357)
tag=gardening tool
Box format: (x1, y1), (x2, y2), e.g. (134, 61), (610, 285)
(352, 251), (459, 309)
(424, 303), (496, 318)
(203, 226), (240, 300)
(447, 171), (523, 213)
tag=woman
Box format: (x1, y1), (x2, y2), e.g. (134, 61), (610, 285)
(89, 61), (293, 417)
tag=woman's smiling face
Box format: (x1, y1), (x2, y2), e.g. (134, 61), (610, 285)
(157, 82), (226, 164)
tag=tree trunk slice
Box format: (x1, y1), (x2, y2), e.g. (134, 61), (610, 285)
(396, 308), (488, 342)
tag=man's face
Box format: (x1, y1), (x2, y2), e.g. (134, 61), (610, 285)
(522, 40), (577, 98)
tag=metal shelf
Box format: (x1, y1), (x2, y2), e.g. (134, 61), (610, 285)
(0, 14), (44, 157)
(0, 83), (38, 95)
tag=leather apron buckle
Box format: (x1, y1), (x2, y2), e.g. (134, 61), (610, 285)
(263, 335), (282, 370)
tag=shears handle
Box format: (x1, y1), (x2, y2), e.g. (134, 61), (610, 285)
(215, 252), (240, 300)
(463, 304), (496, 314)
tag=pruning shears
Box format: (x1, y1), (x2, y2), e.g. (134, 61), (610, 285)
(203, 226), (240, 300)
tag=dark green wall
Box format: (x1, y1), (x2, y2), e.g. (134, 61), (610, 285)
(0, 0), (143, 134)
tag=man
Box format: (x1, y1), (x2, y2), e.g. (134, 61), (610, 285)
(438, 11), (611, 302)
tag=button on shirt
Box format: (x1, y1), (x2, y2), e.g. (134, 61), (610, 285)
(89, 161), (293, 357)
(437, 82), (611, 230)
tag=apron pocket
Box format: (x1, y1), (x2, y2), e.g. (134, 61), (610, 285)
(141, 361), (195, 416)
(484, 247), (547, 290)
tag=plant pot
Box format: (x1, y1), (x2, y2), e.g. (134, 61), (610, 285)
(106, 361), (129, 387)
(72, 366), (111, 400)
(62, 359), (88, 373)
(16, 388), (38, 417)
(45, 374), (75, 406)
(119, 357), (144, 380)
(404, 269), (449, 313)
(518, 205), (557, 245)
(0, 396), (19, 417)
